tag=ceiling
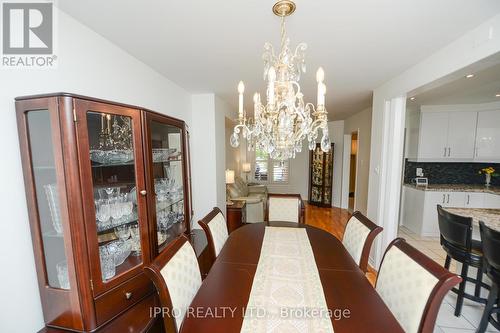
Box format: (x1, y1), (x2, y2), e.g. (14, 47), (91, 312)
(408, 56), (500, 106)
(57, 0), (500, 120)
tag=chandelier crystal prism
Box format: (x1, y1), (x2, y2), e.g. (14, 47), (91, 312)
(230, 0), (330, 161)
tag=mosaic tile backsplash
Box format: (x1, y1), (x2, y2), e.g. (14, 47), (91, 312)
(404, 160), (500, 186)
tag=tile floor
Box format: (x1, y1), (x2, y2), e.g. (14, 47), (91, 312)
(398, 226), (498, 333)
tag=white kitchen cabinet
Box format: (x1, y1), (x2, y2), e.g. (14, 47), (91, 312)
(417, 111), (477, 161)
(463, 192), (485, 208)
(484, 193), (500, 208)
(401, 187), (465, 237)
(400, 187), (500, 238)
(448, 112), (477, 159)
(475, 110), (500, 162)
(418, 112), (449, 160)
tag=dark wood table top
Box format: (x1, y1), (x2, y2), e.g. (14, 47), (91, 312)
(180, 222), (404, 333)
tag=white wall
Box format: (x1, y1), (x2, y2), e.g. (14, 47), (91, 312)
(214, 96), (230, 212)
(343, 108), (372, 214)
(328, 121), (344, 208)
(191, 94), (220, 227)
(225, 118), (241, 174)
(0, 9), (192, 333)
(368, 13), (500, 267)
(404, 104), (421, 160)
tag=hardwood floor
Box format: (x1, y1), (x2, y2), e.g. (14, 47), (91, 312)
(304, 203), (378, 285)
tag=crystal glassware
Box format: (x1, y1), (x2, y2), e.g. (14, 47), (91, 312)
(130, 224), (141, 256)
(107, 239), (132, 266)
(99, 246), (116, 281)
(95, 199), (111, 228)
(44, 184), (63, 235)
(114, 225), (130, 241)
(56, 260), (70, 290)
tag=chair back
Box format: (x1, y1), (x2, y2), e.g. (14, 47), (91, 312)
(198, 207), (229, 263)
(479, 221), (500, 273)
(342, 211), (383, 272)
(143, 236), (202, 333)
(437, 205), (473, 252)
(376, 238), (461, 333)
(266, 193), (304, 223)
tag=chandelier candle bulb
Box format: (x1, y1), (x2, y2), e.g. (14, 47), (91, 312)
(316, 67), (325, 83)
(318, 83), (326, 106)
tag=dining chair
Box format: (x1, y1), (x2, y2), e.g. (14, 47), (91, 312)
(198, 207), (229, 265)
(437, 205), (489, 316)
(266, 193), (305, 223)
(376, 238), (462, 333)
(341, 211), (383, 273)
(477, 221), (500, 333)
(143, 236), (202, 333)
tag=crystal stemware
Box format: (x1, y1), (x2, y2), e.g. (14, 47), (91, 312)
(114, 225), (130, 241)
(130, 224), (141, 256)
(56, 260), (70, 290)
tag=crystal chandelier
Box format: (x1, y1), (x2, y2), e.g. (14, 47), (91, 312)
(230, 0), (330, 161)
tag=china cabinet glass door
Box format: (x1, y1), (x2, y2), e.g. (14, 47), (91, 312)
(145, 114), (187, 255)
(309, 143), (334, 206)
(75, 100), (148, 294)
(26, 109), (71, 290)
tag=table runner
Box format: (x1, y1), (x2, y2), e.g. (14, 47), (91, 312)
(240, 227), (334, 333)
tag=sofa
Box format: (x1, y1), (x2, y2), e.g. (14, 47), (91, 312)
(227, 177), (267, 223)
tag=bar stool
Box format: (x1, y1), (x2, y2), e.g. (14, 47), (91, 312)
(477, 221), (500, 333)
(436, 205), (489, 316)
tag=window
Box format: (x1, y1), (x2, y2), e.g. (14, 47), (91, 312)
(272, 160), (289, 183)
(253, 149), (289, 183)
(254, 149), (268, 181)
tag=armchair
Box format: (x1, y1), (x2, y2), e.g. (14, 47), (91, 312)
(227, 177), (267, 223)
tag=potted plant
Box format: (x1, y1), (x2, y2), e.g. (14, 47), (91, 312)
(478, 167), (499, 187)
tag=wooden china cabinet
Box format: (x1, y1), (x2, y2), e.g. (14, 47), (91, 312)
(16, 93), (193, 332)
(308, 142), (334, 207)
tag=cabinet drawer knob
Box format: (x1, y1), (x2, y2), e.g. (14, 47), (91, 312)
(139, 190), (147, 196)
(125, 292), (133, 300)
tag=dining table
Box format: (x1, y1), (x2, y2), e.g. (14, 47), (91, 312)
(180, 221), (404, 333)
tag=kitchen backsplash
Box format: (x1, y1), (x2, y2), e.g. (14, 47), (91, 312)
(404, 160), (500, 186)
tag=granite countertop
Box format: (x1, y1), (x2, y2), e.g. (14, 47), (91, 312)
(443, 207), (500, 231)
(403, 183), (500, 195)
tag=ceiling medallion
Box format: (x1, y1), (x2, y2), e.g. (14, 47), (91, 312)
(230, 0), (330, 161)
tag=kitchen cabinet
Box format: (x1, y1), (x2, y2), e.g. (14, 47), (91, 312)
(447, 112), (477, 159)
(401, 186), (500, 237)
(463, 193), (485, 208)
(475, 110), (500, 162)
(417, 111), (477, 161)
(16, 93), (192, 332)
(417, 112), (449, 160)
(484, 193), (500, 208)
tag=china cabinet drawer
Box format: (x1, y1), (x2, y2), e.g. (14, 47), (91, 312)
(94, 272), (154, 325)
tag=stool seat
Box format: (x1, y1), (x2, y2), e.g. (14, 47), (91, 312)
(437, 205), (489, 317)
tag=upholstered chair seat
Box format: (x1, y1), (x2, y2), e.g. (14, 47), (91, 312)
(266, 193), (305, 223)
(376, 238), (461, 333)
(342, 211), (383, 272)
(198, 207), (229, 265)
(144, 236), (202, 333)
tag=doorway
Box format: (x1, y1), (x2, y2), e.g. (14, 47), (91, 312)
(348, 132), (358, 212)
